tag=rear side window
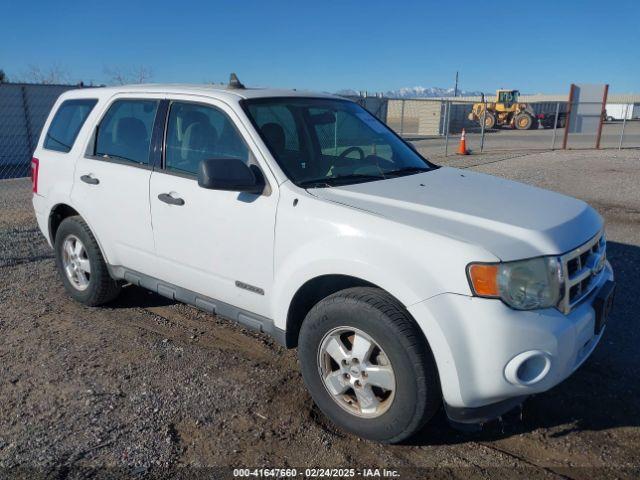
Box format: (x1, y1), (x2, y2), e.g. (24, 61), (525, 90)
(95, 100), (159, 165)
(43, 99), (97, 153)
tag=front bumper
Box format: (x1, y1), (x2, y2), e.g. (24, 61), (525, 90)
(408, 262), (614, 422)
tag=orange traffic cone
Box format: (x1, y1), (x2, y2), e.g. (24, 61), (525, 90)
(457, 129), (469, 155)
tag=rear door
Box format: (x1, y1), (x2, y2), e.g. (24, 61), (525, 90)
(148, 98), (278, 317)
(71, 95), (163, 273)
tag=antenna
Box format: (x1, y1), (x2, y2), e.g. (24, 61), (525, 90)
(228, 73), (245, 89)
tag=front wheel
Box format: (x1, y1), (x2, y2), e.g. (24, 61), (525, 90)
(298, 287), (440, 443)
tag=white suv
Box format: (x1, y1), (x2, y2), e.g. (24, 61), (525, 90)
(31, 80), (615, 443)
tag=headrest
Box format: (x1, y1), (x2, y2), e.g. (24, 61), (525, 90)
(260, 122), (285, 154)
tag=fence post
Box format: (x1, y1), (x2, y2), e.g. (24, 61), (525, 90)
(595, 84), (609, 149)
(551, 102), (560, 150)
(400, 99), (405, 136)
(480, 101), (487, 153)
(618, 104), (629, 150)
(562, 84), (575, 149)
(444, 100), (450, 157)
(334, 111), (338, 155)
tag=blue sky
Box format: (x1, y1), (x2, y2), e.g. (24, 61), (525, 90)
(2, 0), (638, 93)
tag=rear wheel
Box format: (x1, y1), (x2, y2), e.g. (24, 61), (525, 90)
(298, 287), (440, 443)
(54, 216), (121, 306)
(515, 112), (534, 130)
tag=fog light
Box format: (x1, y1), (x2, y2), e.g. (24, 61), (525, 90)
(504, 351), (551, 386)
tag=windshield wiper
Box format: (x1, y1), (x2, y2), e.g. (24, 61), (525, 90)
(299, 173), (385, 188)
(383, 166), (431, 178)
(298, 179), (333, 188)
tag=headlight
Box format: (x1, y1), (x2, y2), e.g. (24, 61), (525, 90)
(467, 257), (564, 310)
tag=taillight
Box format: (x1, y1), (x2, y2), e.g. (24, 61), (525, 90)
(31, 157), (39, 193)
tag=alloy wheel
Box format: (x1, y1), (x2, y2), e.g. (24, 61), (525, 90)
(61, 235), (91, 291)
(317, 326), (396, 418)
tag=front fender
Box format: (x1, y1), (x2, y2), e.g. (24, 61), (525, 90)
(271, 235), (442, 328)
(270, 233), (468, 408)
(270, 188), (497, 328)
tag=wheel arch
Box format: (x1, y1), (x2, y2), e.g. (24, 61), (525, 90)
(48, 203), (112, 270)
(285, 274), (371, 348)
(285, 274), (427, 350)
(49, 203), (80, 244)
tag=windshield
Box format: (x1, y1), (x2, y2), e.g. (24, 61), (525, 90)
(242, 97), (435, 188)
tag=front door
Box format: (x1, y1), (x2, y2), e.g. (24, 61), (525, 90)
(148, 100), (277, 317)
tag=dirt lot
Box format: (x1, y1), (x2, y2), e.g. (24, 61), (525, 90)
(1, 149), (639, 479)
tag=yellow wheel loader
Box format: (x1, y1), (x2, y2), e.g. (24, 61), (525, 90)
(468, 90), (537, 130)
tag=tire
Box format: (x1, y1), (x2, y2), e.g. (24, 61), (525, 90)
(514, 112), (533, 130)
(481, 112), (496, 130)
(54, 216), (121, 306)
(298, 287), (440, 443)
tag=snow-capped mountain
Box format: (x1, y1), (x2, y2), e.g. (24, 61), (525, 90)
(337, 86), (484, 98)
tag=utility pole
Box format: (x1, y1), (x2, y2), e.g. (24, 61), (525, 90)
(453, 71), (459, 97)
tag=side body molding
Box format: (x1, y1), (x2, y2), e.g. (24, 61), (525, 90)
(108, 266), (287, 346)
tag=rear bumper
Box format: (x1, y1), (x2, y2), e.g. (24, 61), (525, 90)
(408, 262), (614, 417)
(32, 194), (51, 246)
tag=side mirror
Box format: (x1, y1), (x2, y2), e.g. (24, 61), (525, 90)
(197, 158), (265, 194)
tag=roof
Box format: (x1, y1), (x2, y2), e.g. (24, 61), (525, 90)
(58, 83), (340, 102)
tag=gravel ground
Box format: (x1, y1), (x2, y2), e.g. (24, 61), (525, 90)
(1, 149), (639, 479)
(409, 121), (640, 161)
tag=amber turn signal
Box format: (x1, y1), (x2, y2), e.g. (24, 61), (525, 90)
(467, 263), (500, 297)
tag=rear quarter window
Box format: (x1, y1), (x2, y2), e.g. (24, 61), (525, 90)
(43, 99), (98, 153)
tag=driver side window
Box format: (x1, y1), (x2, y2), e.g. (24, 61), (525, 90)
(165, 102), (249, 176)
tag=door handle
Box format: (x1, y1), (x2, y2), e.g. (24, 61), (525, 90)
(80, 174), (99, 185)
(158, 193), (185, 206)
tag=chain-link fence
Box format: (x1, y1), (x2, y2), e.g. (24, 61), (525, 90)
(347, 95), (640, 159)
(0, 83), (83, 180)
(1, 86), (638, 182)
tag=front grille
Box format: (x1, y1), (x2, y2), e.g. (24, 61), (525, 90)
(559, 231), (607, 314)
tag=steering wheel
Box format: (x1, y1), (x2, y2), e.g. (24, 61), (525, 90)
(338, 146), (365, 161)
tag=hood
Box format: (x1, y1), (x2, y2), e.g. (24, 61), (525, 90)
(308, 167), (602, 261)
